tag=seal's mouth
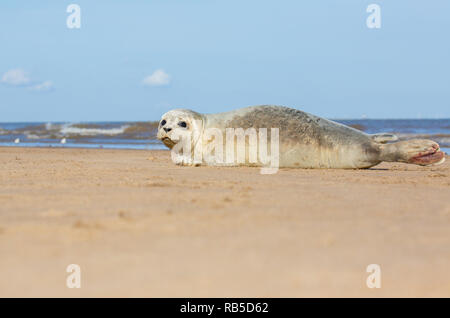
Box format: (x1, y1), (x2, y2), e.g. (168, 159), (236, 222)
(161, 137), (176, 149)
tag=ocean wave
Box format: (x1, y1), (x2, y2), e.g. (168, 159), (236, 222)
(0, 122), (159, 141)
(60, 124), (130, 136)
(26, 134), (44, 140)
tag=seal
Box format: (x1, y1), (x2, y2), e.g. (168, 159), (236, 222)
(156, 105), (445, 169)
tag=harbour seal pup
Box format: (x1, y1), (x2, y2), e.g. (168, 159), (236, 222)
(156, 105), (445, 169)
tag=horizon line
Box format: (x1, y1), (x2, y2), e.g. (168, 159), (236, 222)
(1, 117), (450, 123)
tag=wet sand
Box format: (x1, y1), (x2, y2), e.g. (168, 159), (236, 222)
(0, 147), (449, 297)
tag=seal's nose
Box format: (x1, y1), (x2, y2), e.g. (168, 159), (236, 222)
(163, 127), (172, 133)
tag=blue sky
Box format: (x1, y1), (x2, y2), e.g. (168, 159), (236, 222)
(0, 0), (449, 122)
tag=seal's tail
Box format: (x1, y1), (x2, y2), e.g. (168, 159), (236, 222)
(379, 139), (445, 166)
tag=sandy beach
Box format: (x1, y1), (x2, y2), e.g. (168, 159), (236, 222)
(0, 147), (449, 297)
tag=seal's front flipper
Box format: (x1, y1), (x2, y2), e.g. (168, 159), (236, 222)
(380, 139), (445, 166)
(370, 133), (398, 144)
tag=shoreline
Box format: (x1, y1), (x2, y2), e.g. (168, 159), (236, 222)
(1, 147), (449, 297)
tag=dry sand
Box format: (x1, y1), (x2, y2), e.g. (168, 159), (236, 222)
(0, 147), (449, 297)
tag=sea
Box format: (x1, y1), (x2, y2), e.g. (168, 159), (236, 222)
(0, 119), (449, 153)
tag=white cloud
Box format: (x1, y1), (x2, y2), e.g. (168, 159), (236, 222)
(1, 69), (31, 86)
(1, 68), (53, 92)
(29, 80), (54, 92)
(142, 69), (170, 87)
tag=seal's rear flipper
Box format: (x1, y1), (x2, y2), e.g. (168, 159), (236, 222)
(380, 139), (445, 166)
(370, 133), (398, 144)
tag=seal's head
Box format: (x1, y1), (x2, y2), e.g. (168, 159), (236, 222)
(157, 109), (204, 149)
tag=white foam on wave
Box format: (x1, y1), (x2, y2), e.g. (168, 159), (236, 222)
(26, 134), (42, 140)
(60, 124), (129, 136)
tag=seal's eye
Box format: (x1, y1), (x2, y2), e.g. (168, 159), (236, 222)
(178, 121), (187, 128)
(160, 119), (166, 126)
